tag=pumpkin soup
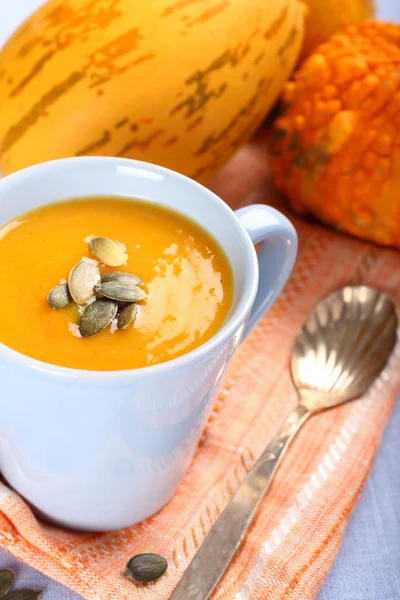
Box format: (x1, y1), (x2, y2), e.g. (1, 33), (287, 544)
(0, 198), (233, 370)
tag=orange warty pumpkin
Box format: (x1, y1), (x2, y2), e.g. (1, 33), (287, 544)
(269, 21), (400, 248)
(301, 0), (374, 58)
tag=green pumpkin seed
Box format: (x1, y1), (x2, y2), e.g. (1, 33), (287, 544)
(0, 568), (15, 598)
(101, 271), (143, 287)
(68, 258), (100, 305)
(95, 282), (147, 303)
(123, 553), (168, 583)
(89, 237), (128, 267)
(117, 304), (138, 330)
(79, 300), (117, 337)
(47, 283), (72, 309)
(4, 591), (42, 600)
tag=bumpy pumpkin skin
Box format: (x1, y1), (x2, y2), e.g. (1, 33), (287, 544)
(0, 0), (305, 182)
(270, 21), (400, 248)
(301, 0), (374, 58)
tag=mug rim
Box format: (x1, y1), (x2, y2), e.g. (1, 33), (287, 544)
(0, 156), (259, 382)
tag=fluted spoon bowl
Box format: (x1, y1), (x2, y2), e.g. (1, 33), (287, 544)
(293, 286), (398, 409)
(170, 286), (398, 600)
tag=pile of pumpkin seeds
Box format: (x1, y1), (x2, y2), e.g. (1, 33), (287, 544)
(0, 568), (42, 600)
(47, 236), (147, 337)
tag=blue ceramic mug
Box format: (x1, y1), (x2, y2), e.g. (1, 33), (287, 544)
(0, 157), (297, 530)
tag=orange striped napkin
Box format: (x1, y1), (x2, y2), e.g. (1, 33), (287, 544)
(0, 131), (399, 600)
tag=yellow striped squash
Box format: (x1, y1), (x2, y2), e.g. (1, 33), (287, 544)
(0, 0), (305, 181)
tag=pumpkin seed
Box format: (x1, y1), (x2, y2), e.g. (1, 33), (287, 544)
(123, 554), (168, 583)
(79, 300), (117, 337)
(0, 568), (15, 598)
(4, 591), (42, 600)
(95, 282), (147, 303)
(47, 283), (72, 309)
(117, 303), (138, 330)
(68, 258), (101, 305)
(101, 271), (143, 287)
(89, 237), (128, 267)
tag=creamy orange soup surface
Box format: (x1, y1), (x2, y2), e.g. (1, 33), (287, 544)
(0, 197), (234, 370)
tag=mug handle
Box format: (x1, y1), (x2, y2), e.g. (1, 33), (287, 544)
(235, 204), (298, 339)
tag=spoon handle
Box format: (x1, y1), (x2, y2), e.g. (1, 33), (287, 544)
(169, 404), (310, 600)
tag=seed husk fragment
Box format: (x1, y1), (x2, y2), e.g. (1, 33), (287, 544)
(0, 568), (15, 598)
(47, 283), (72, 310)
(124, 554), (168, 583)
(101, 271), (143, 287)
(4, 591), (43, 600)
(89, 237), (128, 267)
(117, 304), (138, 330)
(79, 300), (117, 337)
(68, 258), (101, 305)
(95, 282), (147, 303)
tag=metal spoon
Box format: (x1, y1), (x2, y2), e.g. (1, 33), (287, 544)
(169, 286), (398, 600)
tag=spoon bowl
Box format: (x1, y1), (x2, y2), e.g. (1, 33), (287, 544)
(293, 286), (398, 410)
